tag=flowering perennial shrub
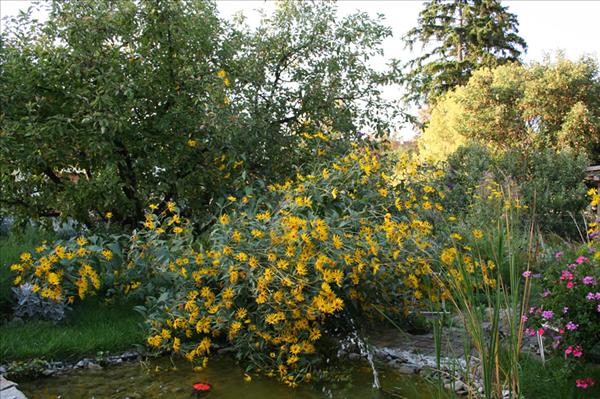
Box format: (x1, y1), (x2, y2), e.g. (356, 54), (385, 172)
(139, 146), (447, 386)
(9, 234), (123, 305)
(525, 189), (600, 390)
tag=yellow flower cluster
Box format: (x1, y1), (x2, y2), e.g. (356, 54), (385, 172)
(11, 236), (115, 304)
(140, 146), (446, 386)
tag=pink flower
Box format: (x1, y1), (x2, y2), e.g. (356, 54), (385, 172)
(576, 379), (589, 389)
(566, 282), (574, 289)
(522, 270), (531, 278)
(542, 310), (554, 319)
(524, 328), (536, 336)
(575, 256), (588, 264)
(563, 307), (569, 314)
(573, 347), (583, 358)
(521, 315), (528, 322)
(566, 321), (578, 331)
(555, 251), (563, 258)
(560, 270), (573, 281)
(583, 276), (595, 285)
(565, 346), (573, 355)
(537, 328), (545, 336)
(576, 378), (595, 389)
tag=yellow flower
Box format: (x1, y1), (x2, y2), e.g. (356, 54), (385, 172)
(173, 227), (184, 234)
(76, 236), (88, 246)
(47, 272), (60, 286)
(147, 335), (162, 347)
(161, 329), (171, 339)
(441, 247), (457, 265)
(235, 308), (247, 320)
(20, 252), (32, 262)
(167, 202), (176, 212)
(187, 139), (198, 148)
(243, 373), (252, 383)
(102, 249), (113, 261)
(450, 233), (462, 241)
(217, 69), (226, 78)
(219, 214), (230, 225)
(105, 212), (113, 219)
(256, 211), (271, 222)
(472, 229), (483, 240)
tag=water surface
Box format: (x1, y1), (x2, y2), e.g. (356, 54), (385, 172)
(20, 356), (439, 399)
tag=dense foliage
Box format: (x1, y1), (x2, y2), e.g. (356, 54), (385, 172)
(8, 146), (451, 384)
(436, 143), (589, 237)
(403, 0), (526, 104)
(418, 57), (600, 163)
(525, 197), (600, 390)
(1, 0), (598, 395)
(0, 0), (400, 228)
(138, 147), (449, 385)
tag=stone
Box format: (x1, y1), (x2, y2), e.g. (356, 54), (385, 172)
(386, 358), (405, 368)
(0, 365), (7, 375)
(397, 364), (420, 374)
(1, 376), (18, 390)
(1, 377), (27, 399)
(444, 380), (467, 393)
(120, 351), (140, 361)
(0, 386), (28, 399)
(88, 362), (103, 370)
(453, 380), (468, 395)
(75, 359), (94, 368)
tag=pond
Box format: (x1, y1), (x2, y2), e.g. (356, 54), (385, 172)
(19, 355), (440, 399)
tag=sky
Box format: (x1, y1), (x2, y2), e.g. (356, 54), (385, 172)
(2, 0), (599, 139)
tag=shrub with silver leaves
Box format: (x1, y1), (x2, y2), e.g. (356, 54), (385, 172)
(12, 283), (70, 321)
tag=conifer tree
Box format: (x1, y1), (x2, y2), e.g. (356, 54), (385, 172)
(404, 0), (527, 104)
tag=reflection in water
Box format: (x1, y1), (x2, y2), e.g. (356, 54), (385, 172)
(20, 356), (437, 399)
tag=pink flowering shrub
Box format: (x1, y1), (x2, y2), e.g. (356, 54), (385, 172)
(525, 219), (599, 392)
(526, 245), (599, 360)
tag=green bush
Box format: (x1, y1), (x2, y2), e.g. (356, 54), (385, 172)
(438, 143), (588, 238)
(497, 149), (588, 237)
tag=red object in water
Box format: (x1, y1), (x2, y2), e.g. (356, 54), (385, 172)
(192, 382), (212, 397)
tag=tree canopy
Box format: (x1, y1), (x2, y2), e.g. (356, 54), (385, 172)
(418, 56), (600, 163)
(403, 0), (527, 105)
(0, 0), (400, 228)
